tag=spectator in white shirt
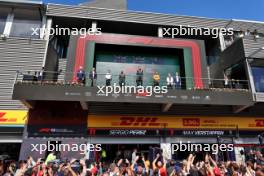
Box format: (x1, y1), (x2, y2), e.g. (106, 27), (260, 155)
(166, 73), (174, 89)
(224, 74), (230, 88)
(105, 70), (112, 86)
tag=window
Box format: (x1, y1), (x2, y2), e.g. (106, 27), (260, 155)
(50, 35), (70, 58)
(225, 61), (248, 89)
(252, 67), (264, 92)
(0, 7), (10, 34)
(10, 8), (41, 38)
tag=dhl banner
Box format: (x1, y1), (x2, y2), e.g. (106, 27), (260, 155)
(0, 110), (28, 126)
(88, 115), (264, 130)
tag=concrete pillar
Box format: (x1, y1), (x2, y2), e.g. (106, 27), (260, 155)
(3, 10), (14, 36)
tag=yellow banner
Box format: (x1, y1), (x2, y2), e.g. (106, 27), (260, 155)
(0, 110), (28, 126)
(88, 115), (264, 130)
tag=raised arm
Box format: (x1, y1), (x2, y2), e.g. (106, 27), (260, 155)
(163, 156), (167, 169)
(142, 156), (149, 173)
(186, 153), (193, 172)
(190, 154), (196, 168)
(131, 156), (139, 170)
(125, 159), (131, 167)
(68, 166), (78, 176)
(209, 155), (217, 167)
(205, 153), (209, 163)
(117, 158), (123, 167)
(80, 159), (87, 176)
(152, 154), (159, 171)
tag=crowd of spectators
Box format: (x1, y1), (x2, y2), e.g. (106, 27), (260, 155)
(0, 149), (263, 176)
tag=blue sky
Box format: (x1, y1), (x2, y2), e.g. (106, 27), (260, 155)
(44, 0), (264, 21)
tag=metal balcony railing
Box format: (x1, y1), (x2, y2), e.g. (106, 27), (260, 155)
(14, 70), (250, 92)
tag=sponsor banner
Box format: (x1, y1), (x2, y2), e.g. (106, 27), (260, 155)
(89, 129), (156, 136)
(88, 129), (236, 137)
(89, 129), (168, 136)
(28, 125), (86, 137)
(88, 115), (264, 130)
(88, 128), (262, 137)
(0, 110), (27, 126)
(26, 106), (87, 137)
(180, 130), (232, 136)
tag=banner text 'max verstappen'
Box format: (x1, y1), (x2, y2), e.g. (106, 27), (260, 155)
(87, 115), (264, 130)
